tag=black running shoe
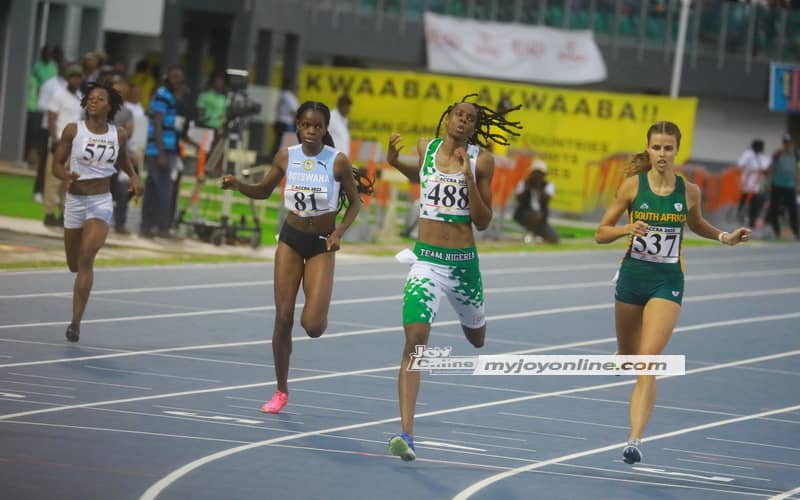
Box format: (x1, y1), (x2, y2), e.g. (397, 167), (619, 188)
(622, 439), (642, 464)
(65, 323), (80, 342)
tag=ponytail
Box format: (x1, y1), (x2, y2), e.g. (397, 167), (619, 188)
(338, 167), (375, 213)
(625, 150), (651, 177)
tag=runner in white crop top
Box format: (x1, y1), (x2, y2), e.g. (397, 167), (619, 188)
(52, 82), (142, 343)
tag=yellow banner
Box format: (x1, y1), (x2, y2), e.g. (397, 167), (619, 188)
(298, 65), (697, 213)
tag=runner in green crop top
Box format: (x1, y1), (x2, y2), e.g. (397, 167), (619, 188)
(595, 121), (751, 466)
(384, 94), (522, 461)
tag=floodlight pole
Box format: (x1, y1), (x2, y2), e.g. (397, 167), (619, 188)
(670, 0), (691, 98)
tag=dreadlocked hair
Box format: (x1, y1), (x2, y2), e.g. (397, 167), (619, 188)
(293, 101), (374, 212)
(435, 93), (523, 149)
(625, 121), (683, 177)
(80, 82), (123, 122)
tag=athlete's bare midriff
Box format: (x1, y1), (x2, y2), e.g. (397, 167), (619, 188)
(418, 218), (475, 248)
(285, 211), (337, 234)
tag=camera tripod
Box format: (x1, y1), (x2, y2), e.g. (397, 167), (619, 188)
(177, 126), (262, 248)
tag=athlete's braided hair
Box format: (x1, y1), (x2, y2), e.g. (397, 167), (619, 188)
(435, 94), (523, 148)
(80, 82), (123, 122)
(294, 100), (374, 212)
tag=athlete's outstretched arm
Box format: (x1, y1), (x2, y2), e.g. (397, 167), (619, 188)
(685, 182), (751, 245)
(221, 148), (287, 199)
(386, 134), (422, 183)
(595, 176), (647, 244)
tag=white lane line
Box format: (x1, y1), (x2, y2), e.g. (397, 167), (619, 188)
(443, 419), (586, 440)
(676, 458), (755, 470)
(415, 440), (487, 452)
(557, 394), (800, 426)
(4, 290), (799, 369)
(665, 448), (800, 469)
(261, 403), (368, 415)
(706, 437), (800, 452)
(83, 365), (221, 382)
(497, 412), (629, 430)
(451, 431), (527, 443)
(634, 461), (770, 482)
(412, 433), (537, 454)
(0, 388), (74, 399)
(0, 420), (251, 445)
(0, 366), (398, 422)
(7, 372), (152, 391)
(285, 388), (414, 405)
(453, 403), (800, 500)
(4, 261), (798, 300)
(2, 380), (76, 391)
(138, 349), (800, 500)
(151, 404), (275, 423)
(226, 404), (302, 417)
(771, 485), (800, 500)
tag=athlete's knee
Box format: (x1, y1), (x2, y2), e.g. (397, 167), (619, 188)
(77, 253), (95, 271)
(403, 328), (430, 353)
(67, 260), (79, 273)
(301, 317), (326, 338)
(273, 308), (294, 333)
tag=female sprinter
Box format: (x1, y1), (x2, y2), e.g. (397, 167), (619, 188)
(595, 121), (751, 464)
(385, 94), (522, 460)
(221, 101), (371, 414)
(53, 82), (143, 342)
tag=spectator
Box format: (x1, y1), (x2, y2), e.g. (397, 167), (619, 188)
(737, 138), (771, 228)
(140, 66), (184, 239)
(109, 73), (138, 234)
(328, 94), (352, 156)
(766, 133), (800, 240)
(130, 60), (156, 110)
(81, 52), (99, 83)
(513, 159), (559, 244)
(32, 46), (58, 88)
(43, 63), (83, 227)
(270, 77), (299, 159)
(195, 72), (227, 131)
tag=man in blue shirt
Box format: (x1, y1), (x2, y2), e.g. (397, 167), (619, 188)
(140, 66), (184, 238)
(766, 133), (800, 240)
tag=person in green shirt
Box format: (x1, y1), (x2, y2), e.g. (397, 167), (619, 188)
(32, 45), (58, 87)
(766, 133), (800, 240)
(595, 121), (750, 465)
(196, 72), (227, 131)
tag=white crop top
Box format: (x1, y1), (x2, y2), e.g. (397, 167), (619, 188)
(284, 144), (342, 217)
(69, 121), (120, 179)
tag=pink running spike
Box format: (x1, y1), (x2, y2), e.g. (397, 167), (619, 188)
(260, 390), (288, 413)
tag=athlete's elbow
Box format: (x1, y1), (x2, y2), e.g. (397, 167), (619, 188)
(474, 214), (492, 231)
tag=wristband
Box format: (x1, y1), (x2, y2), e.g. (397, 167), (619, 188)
(718, 231), (728, 244)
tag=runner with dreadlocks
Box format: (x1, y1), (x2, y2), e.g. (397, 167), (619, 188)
(221, 100), (372, 414)
(385, 94), (522, 461)
(52, 81), (143, 342)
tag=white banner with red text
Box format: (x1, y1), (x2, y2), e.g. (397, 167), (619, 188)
(424, 11), (607, 84)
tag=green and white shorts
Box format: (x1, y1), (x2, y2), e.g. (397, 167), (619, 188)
(400, 242), (485, 328)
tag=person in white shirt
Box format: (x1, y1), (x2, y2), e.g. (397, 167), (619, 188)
(328, 94), (352, 157)
(737, 139), (771, 228)
(42, 63), (83, 226)
(513, 159), (559, 243)
(270, 77), (299, 159)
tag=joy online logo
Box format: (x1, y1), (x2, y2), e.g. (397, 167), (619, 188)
(407, 345), (477, 371)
